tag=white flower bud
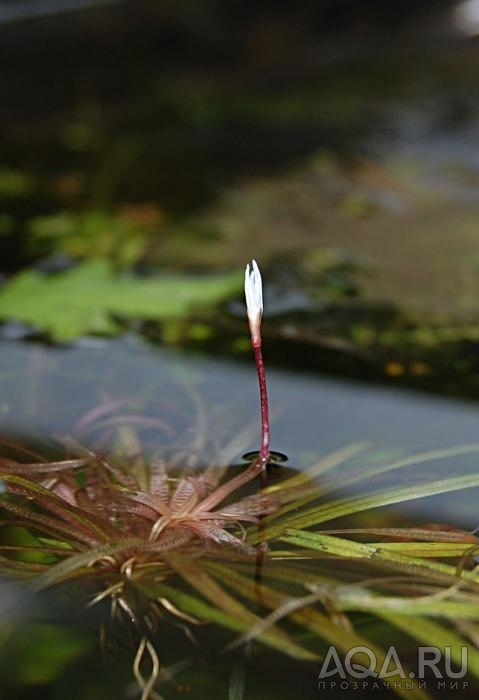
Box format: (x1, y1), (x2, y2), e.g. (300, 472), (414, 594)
(244, 259), (263, 346)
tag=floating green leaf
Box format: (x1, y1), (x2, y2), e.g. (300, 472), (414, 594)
(0, 259), (242, 340)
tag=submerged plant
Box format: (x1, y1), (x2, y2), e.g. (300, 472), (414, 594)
(0, 449), (287, 558)
(2, 263), (479, 698)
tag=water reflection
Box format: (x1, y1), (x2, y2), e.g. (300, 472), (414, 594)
(0, 337), (478, 447)
(1, 336), (479, 521)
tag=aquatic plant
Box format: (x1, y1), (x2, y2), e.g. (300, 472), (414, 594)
(3, 438), (479, 697)
(245, 260), (270, 486)
(2, 263), (479, 698)
(3, 430), (479, 697)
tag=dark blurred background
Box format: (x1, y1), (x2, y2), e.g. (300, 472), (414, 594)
(2, 0), (479, 394)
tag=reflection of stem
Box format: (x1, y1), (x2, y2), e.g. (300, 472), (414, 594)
(254, 537), (266, 598)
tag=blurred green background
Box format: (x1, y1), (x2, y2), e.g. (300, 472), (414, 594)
(2, 0), (479, 391)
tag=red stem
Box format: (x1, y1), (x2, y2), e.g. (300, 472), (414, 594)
(254, 343), (270, 487)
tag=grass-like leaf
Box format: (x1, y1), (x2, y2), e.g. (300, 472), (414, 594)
(378, 614), (479, 680)
(263, 443), (479, 524)
(2, 434), (479, 699)
(253, 473), (479, 541)
(202, 561), (428, 700)
(279, 531), (479, 585)
(158, 554), (317, 660)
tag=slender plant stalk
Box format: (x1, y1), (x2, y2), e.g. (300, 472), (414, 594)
(245, 259), (270, 593)
(245, 260), (270, 487)
(254, 345), (270, 463)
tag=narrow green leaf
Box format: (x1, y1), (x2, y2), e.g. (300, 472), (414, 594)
(337, 592), (479, 620)
(369, 542), (479, 558)
(31, 537), (143, 591)
(279, 531), (479, 584)
(378, 613), (479, 681)
(203, 561), (428, 700)
(267, 442), (369, 492)
(253, 473), (479, 541)
(162, 553), (315, 660)
(320, 444), (479, 497)
(151, 580), (313, 660)
(265, 444), (479, 525)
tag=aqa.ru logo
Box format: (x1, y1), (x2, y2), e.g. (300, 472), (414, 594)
(318, 645), (468, 682)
